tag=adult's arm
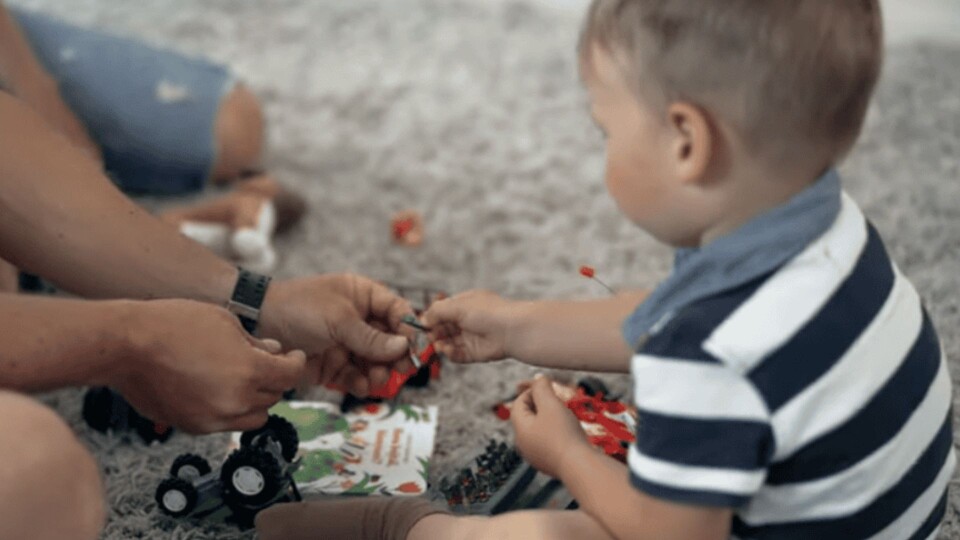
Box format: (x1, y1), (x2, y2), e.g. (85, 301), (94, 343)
(0, 2), (99, 157)
(0, 93), (412, 394)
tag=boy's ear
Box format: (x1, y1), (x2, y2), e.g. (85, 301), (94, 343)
(666, 102), (713, 185)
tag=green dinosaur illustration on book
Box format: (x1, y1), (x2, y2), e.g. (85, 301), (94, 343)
(270, 401), (351, 441)
(293, 449), (344, 483)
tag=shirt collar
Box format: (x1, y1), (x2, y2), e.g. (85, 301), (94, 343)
(622, 169), (843, 350)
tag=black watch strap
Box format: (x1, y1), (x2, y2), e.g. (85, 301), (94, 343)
(227, 268), (272, 335)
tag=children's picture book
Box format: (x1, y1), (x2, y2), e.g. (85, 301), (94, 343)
(230, 400), (438, 497)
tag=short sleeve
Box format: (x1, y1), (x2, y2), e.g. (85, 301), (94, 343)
(629, 352), (775, 508)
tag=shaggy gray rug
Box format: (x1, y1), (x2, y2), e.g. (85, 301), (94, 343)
(10, 0), (960, 538)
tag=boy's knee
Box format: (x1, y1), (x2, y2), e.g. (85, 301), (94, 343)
(212, 84), (265, 182)
(0, 392), (105, 540)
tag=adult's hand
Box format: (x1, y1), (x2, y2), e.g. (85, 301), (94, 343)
(259, 273), (416, 397)
(111, 299), (306, 434)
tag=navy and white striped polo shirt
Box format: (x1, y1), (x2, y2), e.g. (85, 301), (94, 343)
(624, 175), (954, 539)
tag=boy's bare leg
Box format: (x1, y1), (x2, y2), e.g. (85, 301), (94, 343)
(0, 391), (105, 540)
(0, 258), (16, 293)
(410, 510), (615, 540)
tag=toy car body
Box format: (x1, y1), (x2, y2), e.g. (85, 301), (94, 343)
(155, 415), (301, 528)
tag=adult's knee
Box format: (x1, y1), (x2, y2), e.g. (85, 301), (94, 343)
(0, 392), (105, 540)
(212, 84), (265, 182)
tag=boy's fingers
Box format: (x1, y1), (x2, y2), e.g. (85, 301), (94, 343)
(530, 376), (562, 410)
(421, 298), (463, 330)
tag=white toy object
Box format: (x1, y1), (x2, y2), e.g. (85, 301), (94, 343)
(178, 201), (278, 272)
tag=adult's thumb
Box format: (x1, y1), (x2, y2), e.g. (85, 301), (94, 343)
(338, 318), (409, 362)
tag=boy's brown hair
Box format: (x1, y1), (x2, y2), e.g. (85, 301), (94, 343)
(580, 0), (883, 166)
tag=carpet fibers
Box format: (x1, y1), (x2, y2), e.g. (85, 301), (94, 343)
(10, 0), (960, 538)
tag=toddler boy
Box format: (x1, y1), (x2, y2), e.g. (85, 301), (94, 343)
(258, 1), (953, 538)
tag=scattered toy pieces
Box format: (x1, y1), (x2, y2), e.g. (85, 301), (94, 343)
(391, 210), (424, 247)
(579, 265), (615, 295)
(492, 377), (636, 462)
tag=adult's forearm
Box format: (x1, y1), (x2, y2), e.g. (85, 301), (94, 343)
(0, 293), (133, 390)
(509, 290), (647, 372)
(0, 93), (236, 303)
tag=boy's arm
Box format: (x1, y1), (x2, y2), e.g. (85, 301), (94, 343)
(561, 444), (731, 540)
(512, 376), (733, 540)
(510, 290), (648, 371)
(423, 289), (648, 372)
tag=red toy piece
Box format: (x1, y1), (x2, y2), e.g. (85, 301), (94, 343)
(493, 378), (635, 462)
(391, 210), (424, 246)
(329, 284), (447, 411)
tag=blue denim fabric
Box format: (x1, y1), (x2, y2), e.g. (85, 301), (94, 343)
(13, 8), (234, 195)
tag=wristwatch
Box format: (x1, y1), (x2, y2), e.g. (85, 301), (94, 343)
(226, 268), (272, 335)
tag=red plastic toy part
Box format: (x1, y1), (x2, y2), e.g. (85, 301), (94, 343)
(493, 385), (635, 461)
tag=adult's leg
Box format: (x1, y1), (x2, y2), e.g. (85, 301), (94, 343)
(11, 7), (261, 195)
(0, 258), (16, 293)
(0, 391), (105, 540)
(211, 84), (266, 184)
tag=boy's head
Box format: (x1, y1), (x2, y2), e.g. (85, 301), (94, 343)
(579, 0), (883, 246)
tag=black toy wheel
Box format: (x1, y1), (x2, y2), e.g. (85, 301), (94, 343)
(220, 446), (284, 507)
(170, 454), (212, 481)
(155, 477), (198, 518)
(577, 377), (611, 398)
(82, 387), (115, 433)
(240, 415), (299, 461)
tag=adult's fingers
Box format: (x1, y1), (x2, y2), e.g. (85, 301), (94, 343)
(335, 317), (409, 363)
(255, 349), (307, 393)
(251, 338), (284, 354)
(360, 278), (414, 329)
(318, 348), (349, 386)
(228, 411), (271, 432)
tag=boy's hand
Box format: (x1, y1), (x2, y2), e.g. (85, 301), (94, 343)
(420, 290), (522, 363)
(115, 299), (306, 434)
(511, 375), (590, 479)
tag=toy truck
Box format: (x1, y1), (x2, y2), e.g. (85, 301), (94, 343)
(155, 414), (301, 528)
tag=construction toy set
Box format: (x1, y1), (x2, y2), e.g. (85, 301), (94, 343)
(155, 415), (302, 528)
(432, 440), (576, 515)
